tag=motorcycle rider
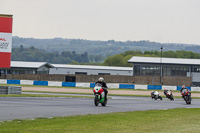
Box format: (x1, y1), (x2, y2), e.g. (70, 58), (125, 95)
(180, 85), (189, 92)
(95, 77), (108, 101)
(163, 88), (168, 97)
(180, 85), (190, 97)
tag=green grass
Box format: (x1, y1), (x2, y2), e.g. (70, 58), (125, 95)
(0, 108), (200, 133)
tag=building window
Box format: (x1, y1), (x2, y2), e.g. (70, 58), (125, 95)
(192, 66), (200, 72)
(98, 73), (110, 75)
(0, 70), (5, 74)
(134, 65), (160, 76)
(163, 66), (189, 76)
(75, 72), (87, 75)
(134, 65), (189, 76)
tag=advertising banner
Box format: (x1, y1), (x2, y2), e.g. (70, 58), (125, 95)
(0, 14), (13, 68)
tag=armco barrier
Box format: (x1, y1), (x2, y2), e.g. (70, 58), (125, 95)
(33, 81), (48, 86)
(20, 80), (34, 85)
(177, 86), (191, 91)
(119, 84), (135, 89)
(0, 86), (21, 94)
(162, 85), (176, 90)
(62, 82), (76, 87)
(107, 83), (119, 88)
(8, 86), (21, 94)
(76, 83), (90, 88)
(191, 87), (200, 91)
(7, 79), (20, 85)
(0, 86), (8, 94)
(1, 79), (200, 91)
(90, 83), (95, 88)
(48, 81), (62, 87)
(0, 79), (7, 84)
(135, 85), (148, 90)
(148, 85), (162, 90)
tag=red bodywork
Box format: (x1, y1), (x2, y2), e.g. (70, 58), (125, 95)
(93, 88), (104, 94)
(182, 90), (190, 96)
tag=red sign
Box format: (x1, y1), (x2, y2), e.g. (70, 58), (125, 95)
(0, 14), (13, 68)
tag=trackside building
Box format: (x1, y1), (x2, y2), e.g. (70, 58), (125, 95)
(50, 64), (133, 76)
(128, 56), (200, 86)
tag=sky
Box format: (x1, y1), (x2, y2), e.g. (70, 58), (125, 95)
(1, 0), (200, 44)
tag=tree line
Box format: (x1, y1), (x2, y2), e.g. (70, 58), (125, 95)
(11, 45), (200, 66)
(103, 50), (200, 67)
(11, 45), (104, 64)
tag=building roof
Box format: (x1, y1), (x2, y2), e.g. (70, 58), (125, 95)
(128, 56), (200, 65)
(11, 61), (53, 68)
(52, 64), (132, 71)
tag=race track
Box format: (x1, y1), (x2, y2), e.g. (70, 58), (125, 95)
(1, 95), (200, 121)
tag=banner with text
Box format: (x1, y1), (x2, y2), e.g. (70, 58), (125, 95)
(0, 14), (13, 68)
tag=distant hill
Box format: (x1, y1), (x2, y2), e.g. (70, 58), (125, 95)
(12, 36), (200, 57)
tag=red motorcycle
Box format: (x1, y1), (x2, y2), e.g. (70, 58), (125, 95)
(181, 89), (191, 104)
(93, 84), (107, 106)
(165, 90), (174, 101)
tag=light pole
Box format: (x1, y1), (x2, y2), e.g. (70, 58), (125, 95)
(160, 47), (163, 85)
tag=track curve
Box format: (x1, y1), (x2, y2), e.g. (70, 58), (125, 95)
(1, 95), (200, 121)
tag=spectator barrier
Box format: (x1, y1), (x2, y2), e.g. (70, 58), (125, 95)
(0, 79), (199, 91)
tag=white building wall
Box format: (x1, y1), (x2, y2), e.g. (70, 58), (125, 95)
(191, 72), (200, 82)
(49, 68), (133, 76)
(37, 65), (49, 71)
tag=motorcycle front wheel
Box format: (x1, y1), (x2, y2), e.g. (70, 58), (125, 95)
(94, 95), (99, 106)
(188, 95), (191, 104)
(170, 95), (174, 101)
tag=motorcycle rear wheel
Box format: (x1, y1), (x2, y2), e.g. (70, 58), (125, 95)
(188, 95), (191, 104)
(101, 100), (107, 106)
(159, 96), (162, 100)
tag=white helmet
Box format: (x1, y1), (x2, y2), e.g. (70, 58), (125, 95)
(98, 77), (104, 82)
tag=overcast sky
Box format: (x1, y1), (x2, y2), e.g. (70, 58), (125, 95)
(1, 0), (200, 44)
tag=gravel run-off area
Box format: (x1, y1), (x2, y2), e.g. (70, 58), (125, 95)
(22, 87), (200, 97)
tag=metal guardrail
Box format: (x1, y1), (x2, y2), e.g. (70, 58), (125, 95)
(0, 86), (21, 94)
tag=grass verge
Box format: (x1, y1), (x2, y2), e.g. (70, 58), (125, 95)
(0, 108), (200, 133)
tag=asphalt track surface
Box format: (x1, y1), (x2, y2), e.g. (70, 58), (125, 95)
(1, 94), (200, 121)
